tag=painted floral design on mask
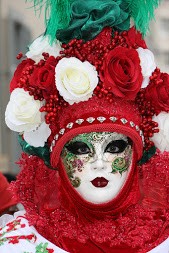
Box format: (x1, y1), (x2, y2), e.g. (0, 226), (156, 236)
(111, 145), (132, 174)
(112, 157), (127, 174)
(61, 150), (82, 187)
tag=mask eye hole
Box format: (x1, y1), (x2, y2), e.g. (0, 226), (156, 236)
(66, 141), (91, 155)
(104, 140), (128, 154)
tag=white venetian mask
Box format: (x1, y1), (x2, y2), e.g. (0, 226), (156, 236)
(61, 132), (133, 204)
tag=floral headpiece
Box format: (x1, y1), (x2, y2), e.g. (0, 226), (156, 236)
(5, 0), (168, 167)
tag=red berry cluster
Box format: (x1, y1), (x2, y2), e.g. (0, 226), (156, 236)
(93, 83), (114, 103)
(17, 63), (44, 101)
(40, 94), (68, 124)
(61, 29), (135, 102)
(149, 68), (162, 85)
(136, 89), (159, 151)
(16, 51), (68, 124)
(36, 54), (68, 124)
(112, 31), (129, 48)
(61, 29), (139, 70)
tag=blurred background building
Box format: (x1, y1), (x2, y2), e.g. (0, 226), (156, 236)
(0, 0), (44, 174)
(147, 0), (169, 73)
(0, 0), (169, 175)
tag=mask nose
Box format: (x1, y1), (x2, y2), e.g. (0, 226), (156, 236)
(95, 159), (105, 170)
(90, 154), (105, 171)
(89, 145), (105, 170)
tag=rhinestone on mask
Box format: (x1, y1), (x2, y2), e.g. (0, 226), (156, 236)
(86, 117), (95, 123)
(135, 125), (140, 131)
(141, 136), (145, 144)
(120, 118), (128, 124)
(130, 121), (135, 127)
(110, 116), (117, 122)
(59, 128), (65, 135)
(66, 123), (74, 129)
(76, 119), (84, 125)
(54, 134), (59, 140)
(50, 140), (56, 152)
(97, 117), (106, 123)
(51, 140), (55, 146)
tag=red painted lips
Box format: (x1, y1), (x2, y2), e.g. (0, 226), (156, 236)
(91, 177), (109, 188)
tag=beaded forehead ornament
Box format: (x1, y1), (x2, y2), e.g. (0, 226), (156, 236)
(5, 0), (168, 168)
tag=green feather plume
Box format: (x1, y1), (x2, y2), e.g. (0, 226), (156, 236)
(25, 0), (72, 43)
(124, 0), (162, 36)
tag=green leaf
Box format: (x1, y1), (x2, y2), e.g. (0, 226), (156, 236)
(18, 135), (52, 168)
(139, 146), (156, 165)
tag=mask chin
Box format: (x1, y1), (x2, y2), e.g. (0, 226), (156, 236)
(75, 163), (133, 204)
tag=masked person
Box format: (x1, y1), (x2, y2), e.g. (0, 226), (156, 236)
(0, 0), (169, 252)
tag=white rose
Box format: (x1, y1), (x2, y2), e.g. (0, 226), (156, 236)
(24, 122), (51, 147)
(26, 35), (62, 63)
(151, 112), (169, 152)
(5, 88), (43, 132)
(137, 47), (156, 88)
(55, 57), (98, 105)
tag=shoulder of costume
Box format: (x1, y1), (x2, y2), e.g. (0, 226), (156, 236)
(0, 211), (68, 253)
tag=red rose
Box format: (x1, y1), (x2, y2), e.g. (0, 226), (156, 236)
(124, 27), (147, 49)
(145, 73), (169, 112)
(29, 56), (57, 99)
(101, 46), (143, 100)
(10, 58), (35, 93)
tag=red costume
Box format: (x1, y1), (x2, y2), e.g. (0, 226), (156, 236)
(1, 1), (169, 252)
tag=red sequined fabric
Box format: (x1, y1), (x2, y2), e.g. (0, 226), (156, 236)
(12, 151), (169, 253)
